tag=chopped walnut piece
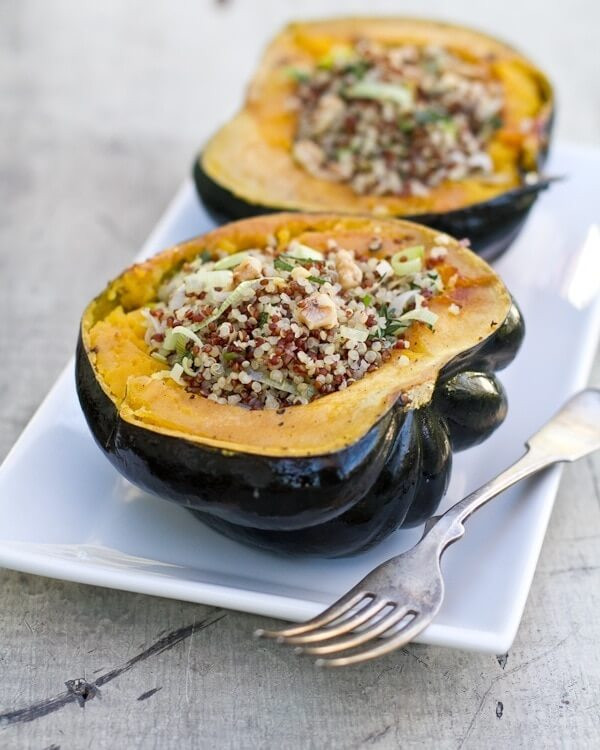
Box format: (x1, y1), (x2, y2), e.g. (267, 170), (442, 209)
(336, 248), (363, 290)
(233, 256), (262, 284)
(311, 94), (345, 134)
(295, 292), (338, 330)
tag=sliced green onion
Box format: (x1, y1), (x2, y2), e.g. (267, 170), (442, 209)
(181, 356), (196, 376)
(389, 290), (423, 315)
(287, 240), (324, 261)
(398, 307), (438, 328)
(175, 336), (189, 359)
(170, 362), (185, 385)
(194, 279), (259, 331)
(213, 250), (251, 270)
(391, 247), (425, 277)
(340, 325), (369, 342)
(398, 245), (425, 261)
(163, 325), (203, 352)
(391, 257), (422, 276)
(345, 81), (413, 108)
(361, 293), (373, 306)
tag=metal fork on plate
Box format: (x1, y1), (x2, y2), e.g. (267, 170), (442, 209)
(256, 389), (600, 667)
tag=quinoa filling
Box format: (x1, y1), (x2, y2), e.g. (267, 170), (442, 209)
(290, 39), (504, 197)
(143, 237), (452, 409)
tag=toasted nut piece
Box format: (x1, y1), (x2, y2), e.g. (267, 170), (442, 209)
(336, 248), (363, 290)
(292, 140), (343, 182)
(292, 139), (325, 171)
(296, 293), (338, 330)
(311, 94), (345, 134)
(233, 256), (262, 284)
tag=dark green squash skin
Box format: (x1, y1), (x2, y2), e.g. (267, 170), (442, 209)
(76, 300), (524, 557)
(193, 164), (554, 264)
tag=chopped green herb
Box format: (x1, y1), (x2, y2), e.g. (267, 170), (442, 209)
(415, 108), (450, 126)
(422, 59), (440, 75)
(258, 311), (269, 326)
(487, 114), (503, 130)
(398, 118), (415, 133)
(385, 321), (408, 336)
(343, 60), (370, 79)
(375, 303), (408, 339)
(335, 148), (353, 160)
(274, 257), (294, 272)
(200, 249), (212, 263)
(308, 275), (326, 286)
(222, 351), (240, 362)
(176, 340), (195, 365)
(279, 254), (313, 265)
(284, 66), (310, 83)
(361, 293), (373, 306)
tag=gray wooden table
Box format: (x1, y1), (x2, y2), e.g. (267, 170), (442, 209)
(1, 2), (599, 748)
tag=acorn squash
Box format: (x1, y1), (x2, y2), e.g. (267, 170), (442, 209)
(194, 17), (554, 260)
(76, 213), (524, 556)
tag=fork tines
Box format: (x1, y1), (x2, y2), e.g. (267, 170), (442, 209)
(255, 592), (424, 667)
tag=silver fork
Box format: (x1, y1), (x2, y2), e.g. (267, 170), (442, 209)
(256, 389), (600, 667)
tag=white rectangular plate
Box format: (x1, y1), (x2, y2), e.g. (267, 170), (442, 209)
(1, 143), (599, 653)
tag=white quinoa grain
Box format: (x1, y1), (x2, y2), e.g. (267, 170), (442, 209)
(145, 235), (446, 409)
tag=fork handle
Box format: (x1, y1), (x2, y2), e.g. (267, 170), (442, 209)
(423, 448), (552, 552)
(423, 388), (600, 554)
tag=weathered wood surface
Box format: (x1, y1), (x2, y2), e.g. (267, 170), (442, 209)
(1, 2), (599, 748)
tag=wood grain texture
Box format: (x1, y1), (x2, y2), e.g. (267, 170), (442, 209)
(1, 2), (599, 748)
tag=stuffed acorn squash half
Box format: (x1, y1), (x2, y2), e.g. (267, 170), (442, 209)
(76, 213), (524, 556)
(195, 17), (554, 260)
